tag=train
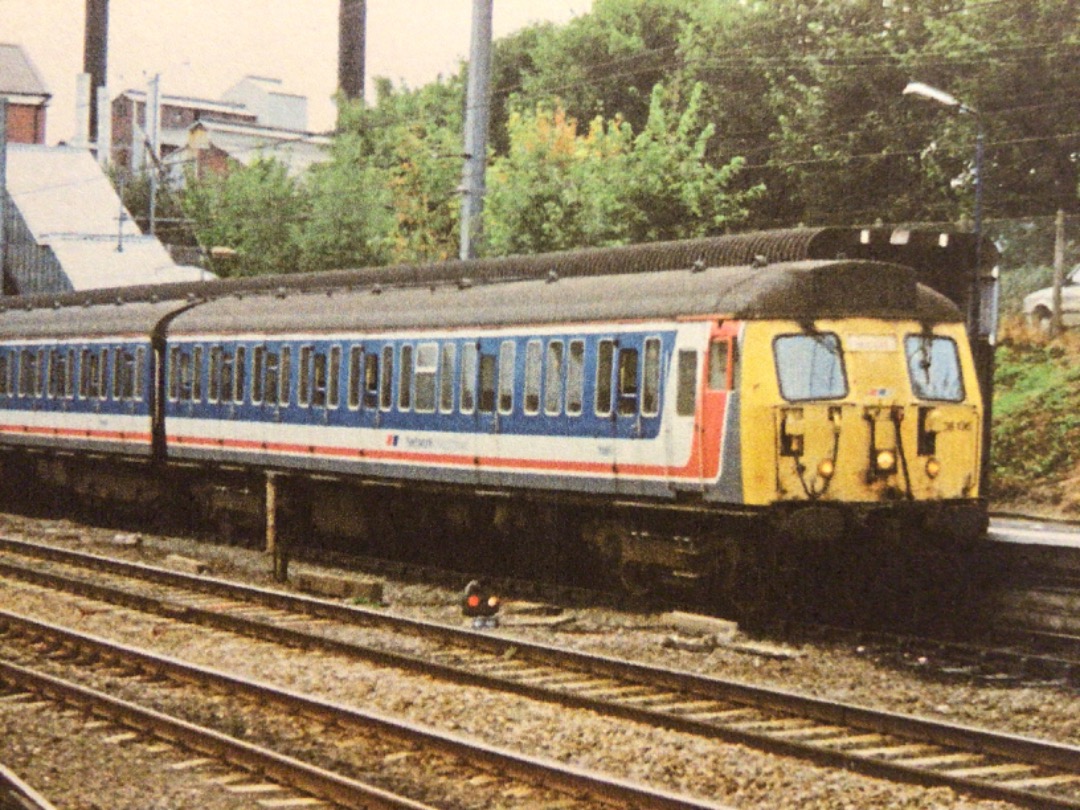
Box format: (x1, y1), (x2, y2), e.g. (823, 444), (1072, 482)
(0, 227), (996, 610)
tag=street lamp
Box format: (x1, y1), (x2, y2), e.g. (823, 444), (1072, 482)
(902, 80), (985, 327)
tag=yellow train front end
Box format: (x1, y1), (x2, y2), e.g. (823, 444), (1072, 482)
(739, 317), (986, 547)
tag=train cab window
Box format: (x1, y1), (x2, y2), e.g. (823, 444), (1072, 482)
(460, 343), (478, 414)
(524, 340), (542, 415)
(617, 347), (639, 416)
(414, 342), (438, 413)
(328, 346), (342, 409)
(676, 350), (698, 416)
(567, 340), (585, 415)
(478, 353), (496, 414)
(774, 333), (846, 402)
(363, 352), (379, 410)
(544, 341), (564, 416)
(595, 339), (615, 416)
(298, 346), (313, 407)
(642, 338), (661, 416)
(439, 343), (456, 413)
(379, 346), (393, 410)
(398, 345), (414, 411)
(348, 346), (363, 410)
(905, 335), (964, 402)
(708, 340), (729, 391)
(252, 347), (265, 404)
(498, 340), (515, 414)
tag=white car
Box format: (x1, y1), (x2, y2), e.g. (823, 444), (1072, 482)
(1024, 265), (1080, 331)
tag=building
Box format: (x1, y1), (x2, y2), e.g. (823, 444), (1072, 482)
(111, 75), (328, 178)
(0, 43), (50, 145)
(2, 144), (210, 294)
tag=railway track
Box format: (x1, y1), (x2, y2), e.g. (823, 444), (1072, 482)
(0, 610), (720, 810)
(0, 762), (56, 810)
(3, 536), (1080, 808)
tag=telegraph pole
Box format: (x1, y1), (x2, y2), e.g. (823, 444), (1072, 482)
(459, 0), (493, 261)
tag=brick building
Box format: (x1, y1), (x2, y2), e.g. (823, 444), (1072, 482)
(0, 43), (50, 144)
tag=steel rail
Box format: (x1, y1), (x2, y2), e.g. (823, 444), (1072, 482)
(0, 763), (58, 810)
(0, 657), (437, 810)
(3, 537), (1080, 807)
(0, 610), (729, 810)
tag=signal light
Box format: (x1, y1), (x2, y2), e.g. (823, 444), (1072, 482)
(462, 580), (500, 628)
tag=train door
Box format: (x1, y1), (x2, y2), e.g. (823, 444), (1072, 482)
(699, 323), (739, 488)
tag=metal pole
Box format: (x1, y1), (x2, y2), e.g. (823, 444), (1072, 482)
(458, 0), (493, 260)
(1052, 208), (1065, 337)
(2, 98), (9, 291)
(147, 73), (160, 235)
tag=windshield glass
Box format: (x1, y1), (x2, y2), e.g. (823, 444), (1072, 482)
(773, 333), (847, 401)
(905, 335), (964, 402)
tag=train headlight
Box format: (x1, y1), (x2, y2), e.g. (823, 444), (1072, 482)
(925, 457), (941, 479)
(875, 449), (897, 473)
(817, 459), (835, 479)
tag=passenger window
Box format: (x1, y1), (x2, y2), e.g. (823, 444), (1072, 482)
(178, 352), (192, 401)
(328, 346), (341, 409)
(234, 346), (246, 404)
(279, 346), (292, 406)
(209, 347), (222, 403)
(595, 339), (615, 416)
(544, 341), (564, 416)
(460, 344), (478, 414)
(134, 347), (145, 401)
(363, 352), (379, 410)
(252, 347), (265, 404)
(379, 346), (393, 410)
(642, 338), (661, 416)
(524, 340), (541, 415)
(567, 340), (584, 415)
(348, 346), (363, 410)
(676, 350), (698, 416)
(414, 342), (438, 413)
(498, 340), (515, 414)
(617, 347), (639, 416)
(299, 346), (313, 407)
(478, 353), (496, 414)
(398, 345), (414, 411)
(168, 348), (181, 401)
(312, 351), (327, 408)
(439, 343), (456, 413)
(0, 353), (9, 396)
(220, 350), (234, 403)
(709, 340), (729, 390)
(35, 349), (45, 397)
(264, 350), (279, 406)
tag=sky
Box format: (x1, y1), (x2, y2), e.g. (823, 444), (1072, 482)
(2, 0), (592, 143)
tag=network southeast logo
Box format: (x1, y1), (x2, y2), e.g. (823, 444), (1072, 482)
(386, 434), (400, 447)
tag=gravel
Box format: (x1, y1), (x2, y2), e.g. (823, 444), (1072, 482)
(1, 512), (1062, 808)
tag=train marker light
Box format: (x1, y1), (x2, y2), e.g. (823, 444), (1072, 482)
(817, 459), (835, 479)
(925, 458), (941, 479)
(875, 449), (897, 473)
(462, 579), (500, 628)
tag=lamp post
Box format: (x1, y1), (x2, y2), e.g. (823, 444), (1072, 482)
(902, 81), (985, 329)
(903, 80), (996, 494)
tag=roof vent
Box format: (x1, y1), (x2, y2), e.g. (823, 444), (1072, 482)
(547, 270), (559, 283)
(275, 287), (287, 299)
(692, 258), (706, 273)
(751, 254), (769, 268)
(458, 278), (473, 290)
(371, 284), (383, 295)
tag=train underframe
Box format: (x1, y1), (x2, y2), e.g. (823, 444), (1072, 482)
(0, 448), (989, 622)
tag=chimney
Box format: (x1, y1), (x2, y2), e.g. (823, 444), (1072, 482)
(83, 0), (109, 144)
(338, 0), (366, 102)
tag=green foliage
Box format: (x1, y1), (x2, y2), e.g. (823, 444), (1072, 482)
(485, 84), (761, 255)
(181, 157), (306, 277)
(991, 339), (1080, 499)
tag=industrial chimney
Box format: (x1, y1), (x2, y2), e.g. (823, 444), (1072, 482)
(338, 0), (366, 103)
(83, 0), (109, 144)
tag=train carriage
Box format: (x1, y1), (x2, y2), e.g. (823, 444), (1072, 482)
(0, 228), (993, 605)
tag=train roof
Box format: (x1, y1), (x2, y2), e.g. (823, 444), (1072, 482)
(0, 297), (191, 341)
(165, 258), (961, 337)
